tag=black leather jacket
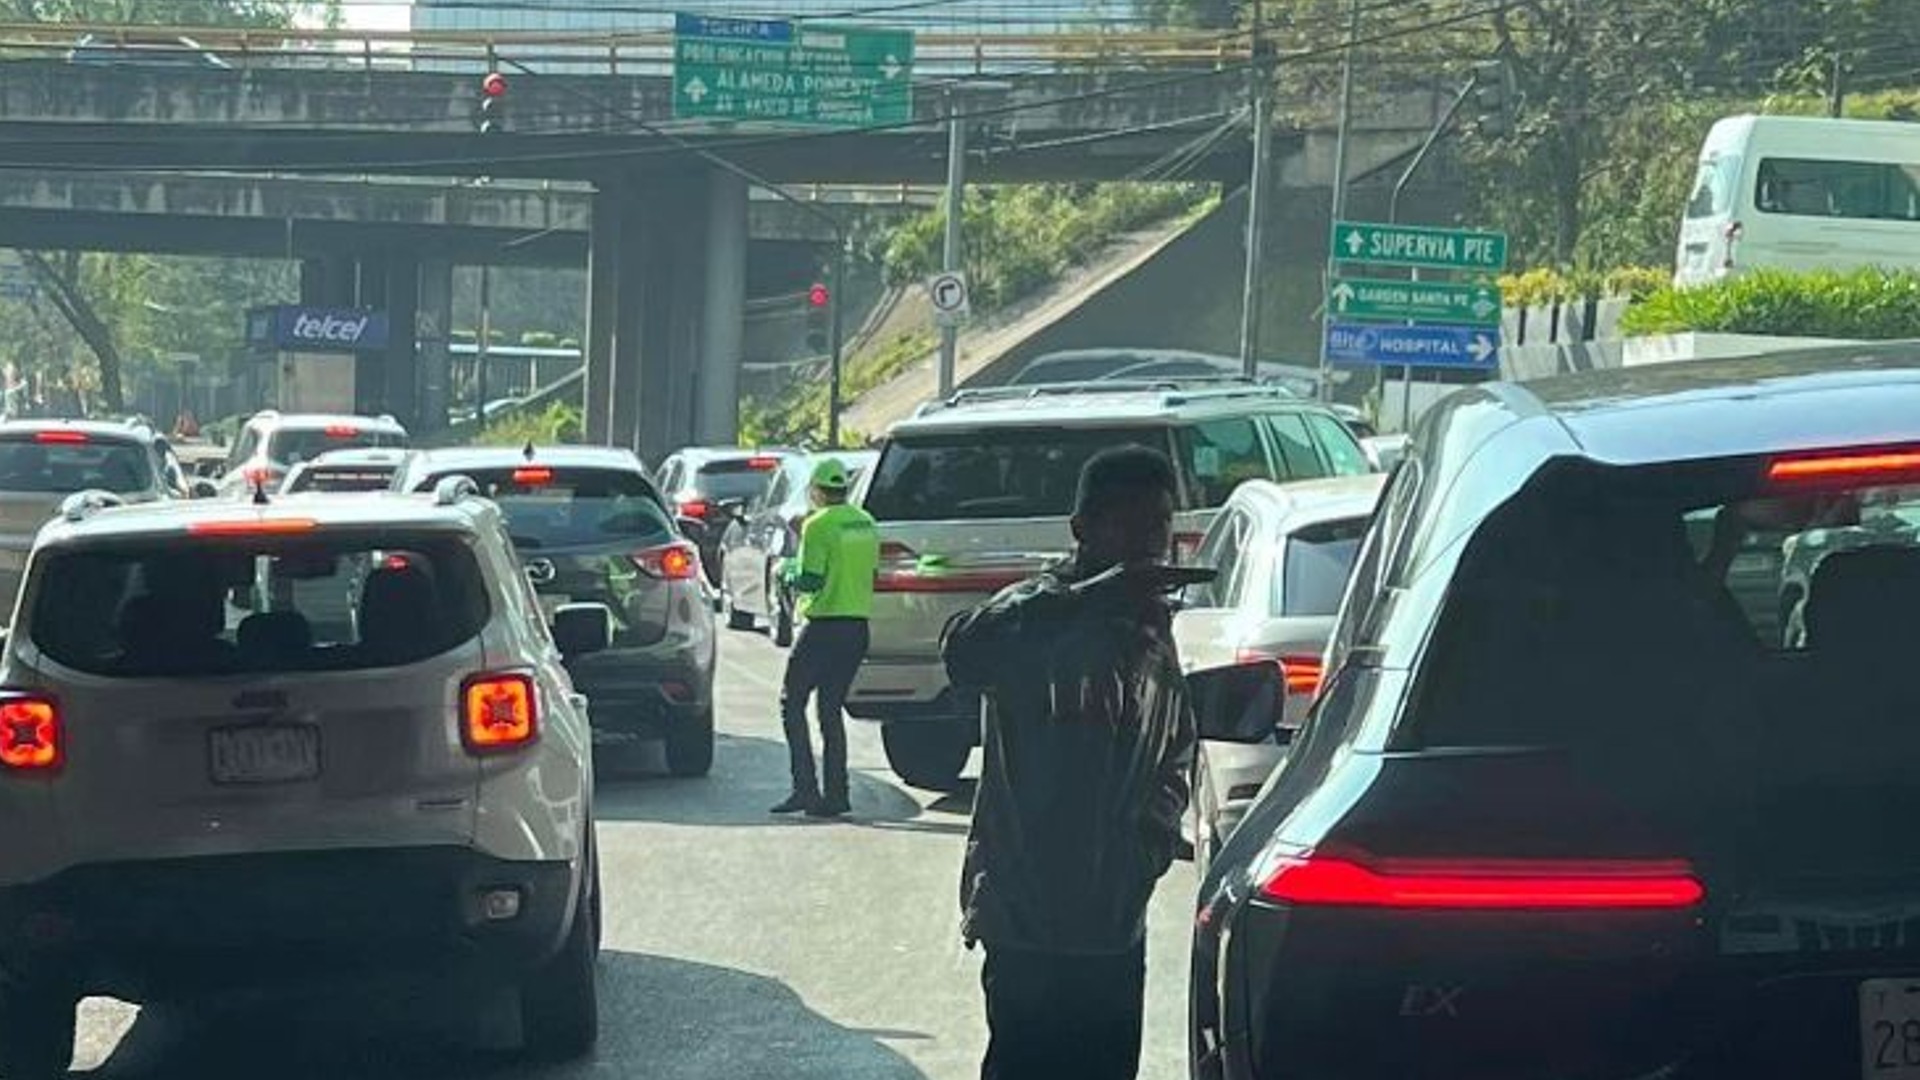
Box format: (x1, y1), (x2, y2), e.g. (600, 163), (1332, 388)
(942, 561), (1196, 956)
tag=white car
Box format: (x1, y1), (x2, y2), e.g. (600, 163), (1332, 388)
(0, 481), (602, 1076)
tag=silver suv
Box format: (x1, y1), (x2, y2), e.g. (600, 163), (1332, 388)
(849, 382), (1373, 791)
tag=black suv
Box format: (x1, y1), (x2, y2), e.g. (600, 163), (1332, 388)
(1193, 345), (1920, 1080)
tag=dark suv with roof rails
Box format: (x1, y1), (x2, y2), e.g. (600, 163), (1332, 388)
(1193, 343), (1920, 1080)
(396, 446), (717, 778)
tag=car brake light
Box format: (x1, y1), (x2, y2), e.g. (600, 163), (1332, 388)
(462, 673), (537, 753)
(324, 424), (360, 438)
(512, 467), (553, 486)
(747, 456), (779, 470)
(1258, 851), (1705, 910)
(1236, 648), (1325, 697)
(188, 518), (318, 536)
(678, 499), (710, 520)
(1173, 531), (1204, 564)
(633, 541), (700, 580)
(1768, 447), (1920, 485)
(0, 695), (59, 772)
(33, 430), (87, 444)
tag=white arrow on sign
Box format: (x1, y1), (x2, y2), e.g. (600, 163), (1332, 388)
(881, 54), (903, 80)
(1342, 229), (1366, 257)
(1329, 280), (1357, 312)
(1468, 333), (1496, 364)
(683, 77), (709, 103)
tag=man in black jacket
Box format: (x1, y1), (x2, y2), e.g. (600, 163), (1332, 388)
(941, 446), (1197, 1080)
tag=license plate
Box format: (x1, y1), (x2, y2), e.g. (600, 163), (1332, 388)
(210, 725), (320, 785)
(1861, 979), (1920, 1077)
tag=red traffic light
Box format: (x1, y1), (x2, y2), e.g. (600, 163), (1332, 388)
(808, 283), (829, 308)
(481, 72), (509, 98)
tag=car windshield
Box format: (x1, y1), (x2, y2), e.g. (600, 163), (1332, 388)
(0, 434), (151, 494)
(269, 427), (406, 467)
(428, 467), (672, 549)
(28, 533), (488, 678)
(1275, 516), (1368, 617)
(864, 426), (1174, 521)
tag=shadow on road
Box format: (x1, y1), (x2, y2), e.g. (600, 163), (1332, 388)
(592, 732), (928, 828)
(88, 951), (933, 1080)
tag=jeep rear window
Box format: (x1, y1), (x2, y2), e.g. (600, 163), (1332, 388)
(28, 534), (489, 678)
(0, 435), (152, 495)
(864, 427), (1174, 521)
(1405, 455), (1920, 749)
(423, 468), (672, 550)
(269, 427), (406, 467)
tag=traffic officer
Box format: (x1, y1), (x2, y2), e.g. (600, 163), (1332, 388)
(770, 457), (880, 819)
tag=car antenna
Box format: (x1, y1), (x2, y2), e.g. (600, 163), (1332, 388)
(522, 441), (536, 461)
(251, 474), (271, 506)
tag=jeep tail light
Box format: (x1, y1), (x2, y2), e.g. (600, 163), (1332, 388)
(1768, 447), (1920, 486)
(0, 694), (60, 772)
(1258, 850), (1704, 910)
(462, 673), (537, 753)
(33, 430), (88, 444)
(633, 541), (699, 580)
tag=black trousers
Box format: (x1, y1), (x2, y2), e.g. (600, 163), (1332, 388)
(980, 942), (1146, 1080)
(779, 618), (869, 799)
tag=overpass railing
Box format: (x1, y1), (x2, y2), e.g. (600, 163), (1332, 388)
(0, 22), (1249, 78)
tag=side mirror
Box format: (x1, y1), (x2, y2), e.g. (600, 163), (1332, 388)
(1187, 661), (1286, 743)
(551, 602), (614, 657)
(189, 478), (220, 500)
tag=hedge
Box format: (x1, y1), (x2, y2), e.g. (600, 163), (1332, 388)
(1621, 268), (1920, 340)
(1497, 266), (1669, 309)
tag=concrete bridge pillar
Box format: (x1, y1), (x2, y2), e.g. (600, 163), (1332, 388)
(416, 259), (453, 433)
(381, 255), (420, 430)
(587, 167), (750, 462)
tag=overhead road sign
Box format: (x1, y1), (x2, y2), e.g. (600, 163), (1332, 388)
(1332, 221), (1509, 272)
(1328, 277), (1502, 327)
(1323, 321), (1499, 371)
(927, 271), (969, 326)
(673, 13), (914, 129)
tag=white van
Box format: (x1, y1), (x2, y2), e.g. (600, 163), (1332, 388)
(1674, 115), (1920, 286)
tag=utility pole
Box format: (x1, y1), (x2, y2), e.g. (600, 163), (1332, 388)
(937, 87), (967, 400)
(827, 237), (849, 447)
(1237, 0), (1272, 379)
(1830, 52), (1847, 117)
(1316, 0), (1360, 402)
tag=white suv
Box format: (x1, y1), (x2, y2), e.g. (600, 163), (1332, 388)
(0, 482), (601, 1076)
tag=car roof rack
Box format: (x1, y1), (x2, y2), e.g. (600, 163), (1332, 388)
(920, 377), (1293, 415)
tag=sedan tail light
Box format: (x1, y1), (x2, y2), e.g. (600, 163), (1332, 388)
(0, 694), (61, 772)
(1259, 850), (1704, 910)
(1235, 649), (1325, 698)
(462, 673), (537, 754)
(633, 541), (700, 581)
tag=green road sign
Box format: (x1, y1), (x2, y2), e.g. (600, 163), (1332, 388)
(1332, 221), (1509, 271)
(672, 13), (914, 128)
(1327, 277), (1503, 327)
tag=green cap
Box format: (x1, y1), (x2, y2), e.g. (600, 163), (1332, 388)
(810, 457), (851, 490)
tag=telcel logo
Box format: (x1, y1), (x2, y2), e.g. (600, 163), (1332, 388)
(291, 312), (371, 345)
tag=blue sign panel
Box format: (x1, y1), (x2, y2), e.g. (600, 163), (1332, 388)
(1323, 321), (1499, 370)
(674, 13), (793, 42)
(248, 306), (390, 354)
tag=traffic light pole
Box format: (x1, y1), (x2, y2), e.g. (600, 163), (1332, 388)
(936, 87), (966, 401)
(827, 240), (848, 447)
(1386, 72), (1478, 431)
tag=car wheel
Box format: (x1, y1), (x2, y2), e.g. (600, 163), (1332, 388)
(0, 982), (76, 1080)
(770, 575), (795, 648)
(520, 842), (600, 1062)
(881, 721), (971, 792)
(665, 707), (716, 778)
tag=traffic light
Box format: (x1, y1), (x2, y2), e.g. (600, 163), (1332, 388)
(805, 282), (829, 353)
(477, 71), (509, 135)
(1471, 61), (1512, 138)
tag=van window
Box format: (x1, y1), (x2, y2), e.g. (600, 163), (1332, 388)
(1175, 419), (1271, 508)
(864, 427), (1172, 522)
(1685, 153), (1743, 219)
(29, 534), (490, 678)
(1755, 157), (1920, 221)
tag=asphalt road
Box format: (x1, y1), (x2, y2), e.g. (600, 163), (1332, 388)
(70, 629), (1200, 1080)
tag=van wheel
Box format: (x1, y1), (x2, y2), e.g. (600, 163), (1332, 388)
(665, 708), (715, 778)
(882, 722), (971, 792)
(522, 845), (600, 1062)
(0, 983), (75, 1080)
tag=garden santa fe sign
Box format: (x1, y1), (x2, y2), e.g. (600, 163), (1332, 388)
(1327, 277), (1503, 327)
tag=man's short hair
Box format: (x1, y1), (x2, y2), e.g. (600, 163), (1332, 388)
(1075, 445), (1177, 519)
